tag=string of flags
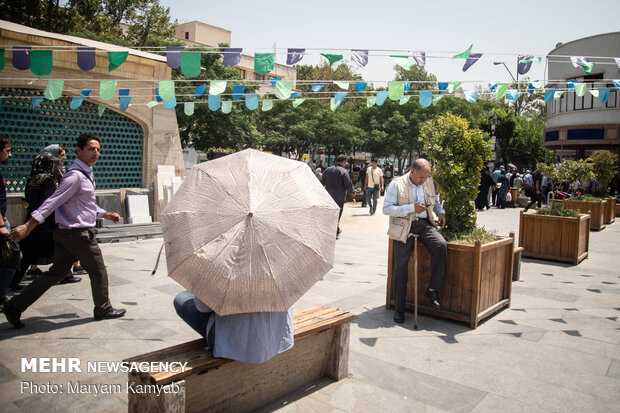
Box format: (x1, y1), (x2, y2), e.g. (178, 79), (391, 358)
(1, 45), (620, 77)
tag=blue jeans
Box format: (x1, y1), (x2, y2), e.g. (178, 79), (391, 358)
(366, 187), (379, 214)
(0, 221), (16, 300)
(174, 290), (212, 338)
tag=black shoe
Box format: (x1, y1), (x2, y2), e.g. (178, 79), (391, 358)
(9, 283), (23, 291)
(59, 275), (82, 285)
(26, 268), (43, 276)
(72, 266), (87, 275)
(2, 302), (25, 329)
(426, 289), (441, 309)
(394, 311), (405, 324)
(94, 308), (126, 321)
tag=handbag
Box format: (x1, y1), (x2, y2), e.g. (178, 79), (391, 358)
(0, 237), (20, 270)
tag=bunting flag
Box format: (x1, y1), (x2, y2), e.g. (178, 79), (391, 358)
(530, 80), (544, 90)
(311, 83), (325, 92)
(290, 92), (301, 98)
(70, 96), (84, 109)
(330, 98), (337, 112)
(270, 78), (281, 86)
(447, 81), (462, 93)
(209, 80), (227, 95)
(118, 88), (131, 111)
(598, 88), (610, 104)
(463, 53), (482, 72)
(166, 46), (184, 69)
(107, 51), (128, 71)
(355, 82), (367, 94)
(497, 83), (510, 98)
(517, 55), (533, 75)
(399, 96), (411, 105)
(388, 81), (404, 101)
(464, 90), (478, 102)
(412, 51), (426, 67)
(544, 89), (556, 102)
(158, 80), (175, 100)
(30, 50), (53, 76)
(222, 48), (242, 67)
(275, 80), (293, 99)
(163, 98), (176, 109)
(351, 50), (369, 67)
(506, 90), (519, 101)
(146, 101), (159, 108)
(554, 91), (564, 100)
(155, 88), (162, 102)
(222, 100), (233, 114)
(589, 89), (599, 98)
(612, 80), (620, 90)
(262, 99), (273, 111)
(404, 82), (411, 93)
(208, 95), (221, 111)
(390, 55), (411, 70)
(566, 80), (576, 91)
(30, 96), (43, 109)
(334, 81), (349, 90)
(232, 85), (245, 99)
(293, 98), (305, 107)
(570, 56), (594, 74)
(180, 52), (201, 77)
(255, 53), (275, 74)
(98, 106), (105, 117)
(286, 49), (305, 65)
(419, 90), (432, 107)
(44, 79), (64, 100)
(184, 102), (194, 116)
(81, 89), (90, 97)
(194, 85), (207, 98)
(376, 91), (389, 106)
(366, 96), (376, 107)
(452, 44), (473, 59)
(432, 94), (444, 105)
(574, 83), (587, 97)
(77, 47), (96, 71)
(246, 94), (259, 110)
(334, 92), (347, 106)
(321, 53), (343, 66)
(615, 58), (620, 69)
(438, 82), (449, 93)
(100, 80), (117, 101)
(488, 82), (497, 92)
(13, 46), (30, 70)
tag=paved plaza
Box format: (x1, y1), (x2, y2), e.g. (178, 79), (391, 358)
(1, 200), (619, 412)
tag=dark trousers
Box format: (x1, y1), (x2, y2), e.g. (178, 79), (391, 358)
(8, 228), (112, 316)
(392, 219), (447, 313)
(525, 192), (542, 211)
(336, 200), (344, 235)
(366, 187), (379, 213)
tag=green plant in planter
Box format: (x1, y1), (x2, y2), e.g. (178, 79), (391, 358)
(587, 150), (617, 197)
(420, 114), (492, 241)
(558, 159), (594, 190)
(536, 206), (579, 217)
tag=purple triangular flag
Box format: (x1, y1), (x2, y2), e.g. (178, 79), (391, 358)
(166, 47), (184, 69)
(412, 51), (425, 67)
(462, 53), (482, 72)
(12, 46), (30, 70)
(286, 49), (305, 65)
(222, 48), (242, 67)
(77, 47), (96, 71)
(351, 50), (369, 67)
(517, 55), (533, 75)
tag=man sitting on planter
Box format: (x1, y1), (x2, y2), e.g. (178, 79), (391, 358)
(383, 158), (447, 324)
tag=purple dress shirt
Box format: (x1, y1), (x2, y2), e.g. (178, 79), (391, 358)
(31, 159), (106, 229)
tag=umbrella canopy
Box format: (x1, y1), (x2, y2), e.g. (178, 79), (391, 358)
(160, 149), (340, 315)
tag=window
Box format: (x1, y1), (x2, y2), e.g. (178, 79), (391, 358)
(567, 128), (605, 141)
(545, 130), (559, 142)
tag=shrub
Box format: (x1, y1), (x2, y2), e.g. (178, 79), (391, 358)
(587, 150), (617, 197)
(536, 207), (579, 217)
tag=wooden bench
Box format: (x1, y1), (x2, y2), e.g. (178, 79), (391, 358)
(124, 306), (355, 413)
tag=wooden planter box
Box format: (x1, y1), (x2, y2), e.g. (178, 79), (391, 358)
(519, 211), (590, 265)
(563, 199), (605, 230)
(386, 235), (514, 329)
(604, 197), (616, 224)
(549, 199), (563, 210)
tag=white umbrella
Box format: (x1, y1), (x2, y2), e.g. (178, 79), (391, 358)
(160, 149), (340, 315)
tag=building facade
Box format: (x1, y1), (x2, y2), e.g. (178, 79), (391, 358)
(544, 32), (620, 163)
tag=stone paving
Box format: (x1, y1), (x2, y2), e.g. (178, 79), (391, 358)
(1, 200), (619, 412)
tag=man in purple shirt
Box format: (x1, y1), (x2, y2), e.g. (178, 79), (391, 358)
(2, 133), (126, 328)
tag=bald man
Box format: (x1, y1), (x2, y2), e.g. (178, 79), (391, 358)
(383, 159), (447, 324)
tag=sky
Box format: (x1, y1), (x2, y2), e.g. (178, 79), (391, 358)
(161, 0), (620, 89)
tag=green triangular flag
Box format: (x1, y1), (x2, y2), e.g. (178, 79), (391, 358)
(0, 49), (4, 71)
(366, 97), (376, 107)
(30, 50), (53, 76)
(330, 98), (337, 111)
(292, 98), (305, 107)
(275, 80), (293, 99)
(432, 94), (444, 105)
(388, 81), (405, 101)
(390, 55), (411, 70)
(497, 83), (510, 99)
(209, 80), (227, 95)
(578, 62), (594, 75)
(254, 53), (275, 75)
(531, 80), (544, 89)
(261, 99), (273, 111)
(44, 79), (64, 100)
(180, 52), (201, 77)
(98, 105), (106, 117)
(452, 45), (473, 59)
(399, 96), (411, 105)
(159, 80), (175, 100)
(222, 100), (232, 114)
(184, 102), (195, 116)
(99, 80), (117, 101)
(574, 83), (586, 97)
(334, 81), (349, 90)
(447, 81), (462, 93)
(108, 51), (128, 71)
(321, 53), (344, 66)
(146, 101), (159, 108)
(553, 91), (564, 100)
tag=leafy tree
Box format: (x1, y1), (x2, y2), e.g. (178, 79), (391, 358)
(125, 0), (177, 47)
(558, 160), (595, 190)
(587, 150), (617, 196)
(393, 65), (437, 90)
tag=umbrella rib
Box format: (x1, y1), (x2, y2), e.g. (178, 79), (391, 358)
(197, 168), (248, 213)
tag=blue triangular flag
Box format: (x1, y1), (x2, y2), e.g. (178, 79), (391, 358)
(270, 77), (282, 86)
(30, 97), (43, 109)
(163, 98), (176, 110)
(355, 83), (367, 94)
(70, 96), (84, 109)
(312, 83), (325, 92)
(598, 88), (610, 104)
(119, 88), (131, 111)
(194, 85), (207, 98)
(245, 94), (258, 110)
(155, 88), (163, 102)
(290, 92), (301, 98)
(544, 89), (555, 102)
(334, 92), (347, 106)
(232, 85), (245, 100)
(80, 89), (91, 97)
(404, 82), (411, 93)
(208, 95), (221, 111)
(438, 82), (448, 93)
(566, 80), (576, 91)
(376, 91), (389, 106)
(419, 91), (432, 107)
(488, 82), (497, 92)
